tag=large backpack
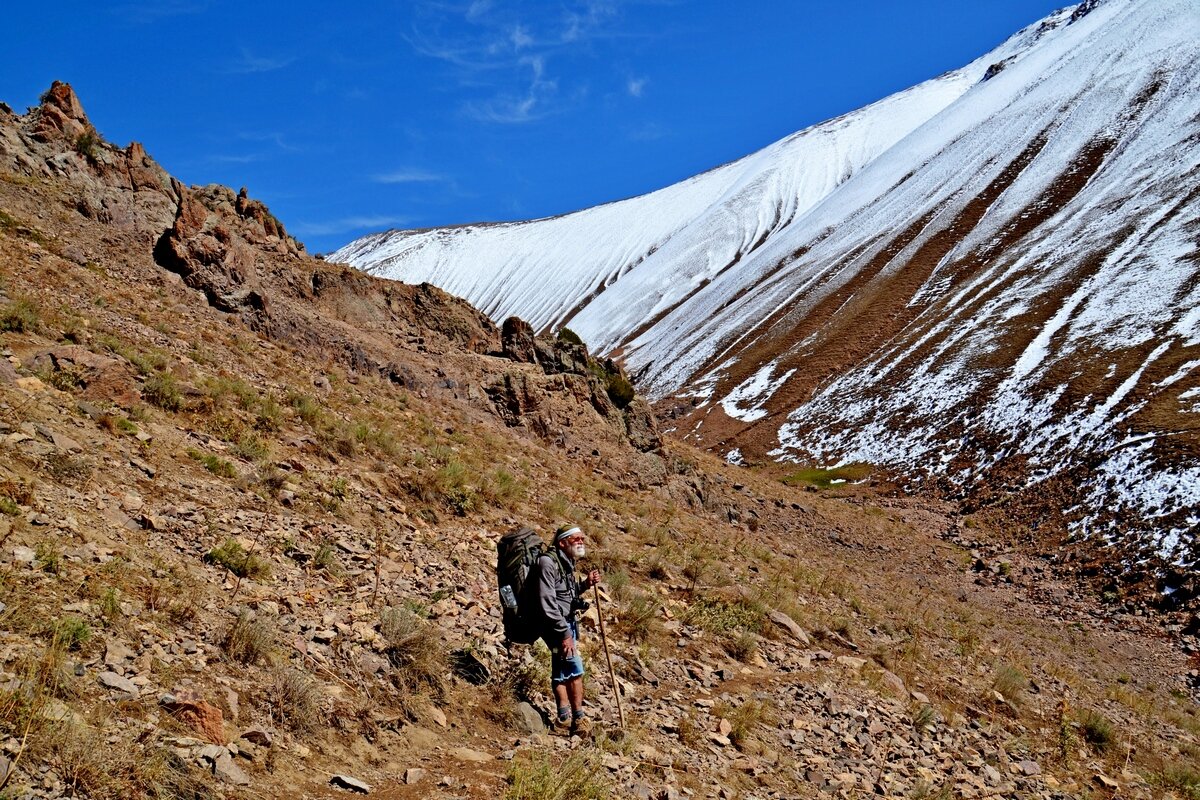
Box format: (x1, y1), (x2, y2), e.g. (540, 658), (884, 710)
(496, 526), (547, 644)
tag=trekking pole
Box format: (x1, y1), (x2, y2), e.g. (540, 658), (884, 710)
(593, 583), (626, 729)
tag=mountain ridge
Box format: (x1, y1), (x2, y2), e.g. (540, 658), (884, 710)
(336, 0), (1200, 583)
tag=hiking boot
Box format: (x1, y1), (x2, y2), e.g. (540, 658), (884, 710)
(570, 714), (593, 739)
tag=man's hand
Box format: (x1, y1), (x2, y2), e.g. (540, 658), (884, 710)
(562, 636), (577, 659)
(586, 569), (601, 589)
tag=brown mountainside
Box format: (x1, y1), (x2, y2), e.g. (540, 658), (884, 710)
(0, 84), (1197, 800)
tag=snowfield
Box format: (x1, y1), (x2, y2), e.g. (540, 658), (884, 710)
(336, 0), (1200, 567)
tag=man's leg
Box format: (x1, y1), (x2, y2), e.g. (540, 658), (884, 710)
(566, 675), (584, 712)
(553, 681), (570, 720)
(567, 675), (592, 736)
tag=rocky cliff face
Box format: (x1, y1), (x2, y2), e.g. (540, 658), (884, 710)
(0, 83), (661, 471)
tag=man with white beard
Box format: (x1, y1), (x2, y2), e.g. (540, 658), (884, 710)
(536, 525), (602, 737)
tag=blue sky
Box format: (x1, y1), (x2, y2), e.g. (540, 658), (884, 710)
(6, 1), (1067, 253)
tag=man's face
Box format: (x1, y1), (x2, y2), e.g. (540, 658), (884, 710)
(560, 533), (585, 556)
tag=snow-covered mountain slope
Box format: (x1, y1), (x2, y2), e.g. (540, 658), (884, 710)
(336, 0), (1200, 572)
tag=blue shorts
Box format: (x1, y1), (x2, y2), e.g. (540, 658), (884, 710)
(548, 621), (585, 685)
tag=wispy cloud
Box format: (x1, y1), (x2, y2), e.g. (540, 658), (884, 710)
(404, 0), (640, 124)
(292, 215), (413, 237)
(373, 168), (446, 184)
(208, 153), (260, 164)
(225, 47), (295, 75)
(627, 76), (647, 98)
(234, 131), (302, 152)
(626, 121), (668, 141)
(508, 25), (534, 51)
(464, 55), (558, 124)
(112, 1), (209, 24)
(465, 0), (492, 21)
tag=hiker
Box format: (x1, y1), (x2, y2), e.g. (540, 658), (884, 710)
(537, 524), (602, 735)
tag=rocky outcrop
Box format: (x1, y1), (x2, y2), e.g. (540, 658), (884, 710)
(30, 346), (139, 407)
(153, 177), (270, 315)
(490, 316), (662, 455)
(32, 81), (89, 142)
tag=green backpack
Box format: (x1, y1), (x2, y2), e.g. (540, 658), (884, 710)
(496, 526), (547, 644)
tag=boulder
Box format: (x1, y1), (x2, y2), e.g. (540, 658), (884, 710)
(880, 670), (908, 700)
(330, 774), (371, 794)
(448, 747), (491, 763)
(835, 655), (867, 670)
(126, 141), (171, 195)
(161, 689), (226, 744)
(212, 752), (250, 786)
(97, 671), (139, 697)
(240, 727), (273, 747)
(513, 702), (547, 736)
(767, 609), (811, 646)
(501, 317), (539, 364)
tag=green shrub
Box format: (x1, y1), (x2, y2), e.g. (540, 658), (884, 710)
(204, 538), (269, 580)
(73, 128), (100, 160)
(781, 463), (873, 489)
(54, 616), (91, 651)
(714, 698), (776, 751)
(266, 666), (324, 732)
(313, 541), (341, 575)
(38, 364), (88, 393)
(725, 631), (759, 663)
(143, 372), (182, 411)
(481, 468), (523, 509)
(96, 336), (170, 377)
(204, 375), (257, 409)
(35, 541), (62, 574)
(606, 568), (631, 602)
(328, 477), (349, 499)
(231, 433), (269, 462)
(1154, 762), (1200, 799)
(256, 393), (283, 431)
(605, 372), (635, 409)
(505, 748), (610, 800)
(912, 702), (937, 732)
(0, 297), (40, 332)
(684, 595), (766, 635)
(1078, 708), (1115, 751)
(0, 496), (18, 516)
(617, 591), (662, 644)
(556, 327), (584, 346)
(288, 391), (322, 425)
(99, 587), (122, 625)
(187, 448), (237, 479)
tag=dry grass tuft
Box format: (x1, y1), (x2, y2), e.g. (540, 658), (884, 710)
(221, 611), (275, 665)
(616, 591), (662, 644)
(991, 663), (1028, 706)
(265, 665), (324, 733)
(380, 606), (450, 701)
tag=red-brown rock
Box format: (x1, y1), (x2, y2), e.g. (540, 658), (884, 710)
(33, 81), (89, 142)
(161, 688), (226, 744)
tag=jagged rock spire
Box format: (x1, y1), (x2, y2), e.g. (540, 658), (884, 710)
(33, 80), (90, 142)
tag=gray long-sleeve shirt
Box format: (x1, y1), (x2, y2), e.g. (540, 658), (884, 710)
(536, 550), (585, 641)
